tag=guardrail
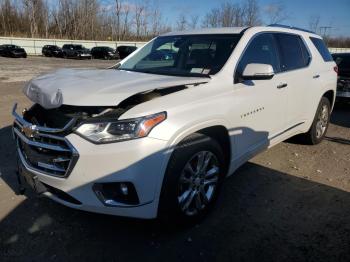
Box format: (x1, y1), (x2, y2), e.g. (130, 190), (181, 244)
(0, 36), (147, 55)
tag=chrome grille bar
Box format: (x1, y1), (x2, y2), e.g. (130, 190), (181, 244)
(13, 128), (71, 152)
(12, 103), (79, 178)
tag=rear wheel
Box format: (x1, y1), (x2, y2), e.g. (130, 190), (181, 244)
(300, 97), (331, 144)
(159, 133), (225, 224)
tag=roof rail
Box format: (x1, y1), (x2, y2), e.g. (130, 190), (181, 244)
(268, 24), (315, 34)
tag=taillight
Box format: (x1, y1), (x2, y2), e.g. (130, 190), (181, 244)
(334, 66), (338, 75)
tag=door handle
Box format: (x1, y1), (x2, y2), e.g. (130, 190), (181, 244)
(277, 83), (288, 89)
(313, 74), (320, 79)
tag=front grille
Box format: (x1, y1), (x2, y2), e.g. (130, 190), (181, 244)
(13, 120), (79, 178)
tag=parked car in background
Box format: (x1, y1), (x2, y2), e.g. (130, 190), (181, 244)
(42, 45), (63, 57)
(13, 26), (336, 223)
(0, 44), (27, 58)
(332, 53), (350, 102)
(91, 46), (119, 60)
(117, 45), (137, 59)
(62, 44), (91, 59)
(145, 49), (177, 61)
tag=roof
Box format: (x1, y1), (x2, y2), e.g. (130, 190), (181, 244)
(162, 25), (320, 37)
(162, 27), (248, 36)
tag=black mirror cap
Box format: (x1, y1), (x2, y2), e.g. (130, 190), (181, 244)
(242, 73), (274, 81)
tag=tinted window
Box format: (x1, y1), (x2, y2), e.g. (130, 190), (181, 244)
(73, 45), (83, 50)
(236, 33), (280, 79)
(310, 37), (333, 62)
(275, 33), (306, 71)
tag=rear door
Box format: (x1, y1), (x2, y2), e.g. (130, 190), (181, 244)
(274, 33), (313, 127)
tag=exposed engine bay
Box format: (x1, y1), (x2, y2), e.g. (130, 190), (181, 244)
(22, 85), (189, 130)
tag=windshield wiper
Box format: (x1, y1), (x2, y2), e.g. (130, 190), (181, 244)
(118, 68), (211, 78)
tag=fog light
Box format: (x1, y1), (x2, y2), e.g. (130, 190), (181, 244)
(93, 182), (139, 206)
(120, 183), (128, 195)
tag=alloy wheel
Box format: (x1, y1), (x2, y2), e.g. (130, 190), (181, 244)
(177, 151), (220, 216)
(315, 104), (329, 138)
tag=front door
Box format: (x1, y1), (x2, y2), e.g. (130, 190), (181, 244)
(231, 33), (287, 159)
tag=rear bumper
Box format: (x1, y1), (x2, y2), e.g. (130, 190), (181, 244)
(336, 91), (350, 98)
(77, 53), (91, 59)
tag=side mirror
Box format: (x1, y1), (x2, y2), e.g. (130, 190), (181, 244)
(242, 63), (274, 80)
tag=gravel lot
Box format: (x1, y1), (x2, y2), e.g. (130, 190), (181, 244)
(0, 56), (349, 262)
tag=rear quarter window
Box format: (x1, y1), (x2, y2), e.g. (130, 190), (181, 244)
(310, 37), (333, 62)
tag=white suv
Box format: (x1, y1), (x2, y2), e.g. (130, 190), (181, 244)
(13, 26), (337, 222)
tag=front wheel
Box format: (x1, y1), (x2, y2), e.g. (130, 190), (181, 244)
(158, 133), (225, 224)
(301, 97), (331, 144)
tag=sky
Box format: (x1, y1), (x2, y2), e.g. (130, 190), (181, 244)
(103, 0), (350, 37)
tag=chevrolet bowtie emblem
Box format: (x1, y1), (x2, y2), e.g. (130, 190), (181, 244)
(22, 124), (38, 138)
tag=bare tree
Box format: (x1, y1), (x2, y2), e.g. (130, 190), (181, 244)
(23, 0), (40, 37)
(243, 0), (261, 26)
(176, 14), (187, 31)
(121, 2), (130, 40)
(115, 0), (122, 40)
(202, 8), (220, 28)
(134, 4), (145, 38)
(265, 2), (288, 24)
(150, 7), (162, 36)
(202, 1), (255, 28)
(189, 15), (199, 29)
(309, 15), (320, 33)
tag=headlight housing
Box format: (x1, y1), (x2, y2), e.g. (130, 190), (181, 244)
(75, 112), (166, 143)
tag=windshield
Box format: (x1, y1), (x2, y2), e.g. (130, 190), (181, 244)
(119, 34), (241, 77)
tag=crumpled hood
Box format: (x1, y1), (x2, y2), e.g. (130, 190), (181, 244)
(23, 68), (209, 109)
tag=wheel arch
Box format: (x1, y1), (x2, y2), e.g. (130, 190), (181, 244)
(322, 90), (335, 110)
(167, 121), (232, 176)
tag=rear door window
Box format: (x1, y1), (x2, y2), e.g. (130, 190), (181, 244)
(275, 33), (307, 71)
(310, 37), (333, 62)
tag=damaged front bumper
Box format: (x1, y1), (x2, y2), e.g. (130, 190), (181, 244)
(12, 103), (169, 219)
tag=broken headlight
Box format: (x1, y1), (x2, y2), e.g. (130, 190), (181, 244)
(75, 112), (166, 143)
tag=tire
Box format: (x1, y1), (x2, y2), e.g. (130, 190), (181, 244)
(300, 97), (331, 145)
(158, 133), (225, 224)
